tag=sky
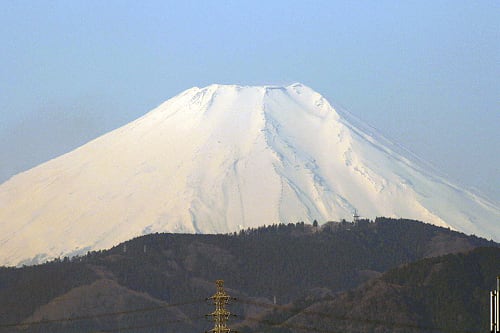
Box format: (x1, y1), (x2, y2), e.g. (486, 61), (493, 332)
(1, 1), (499, 203)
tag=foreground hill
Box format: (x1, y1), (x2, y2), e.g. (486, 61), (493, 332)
(254, 247), (500, 333)
(0, 218), (497, 332)
(2, 83), (499, 266)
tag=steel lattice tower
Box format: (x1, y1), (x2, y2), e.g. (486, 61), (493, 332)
(206, 280), (237, 333)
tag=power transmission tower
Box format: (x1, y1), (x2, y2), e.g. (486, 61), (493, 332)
(491, 275), (500, 333)
(206, 280), (237, 333)
(353, 209), (360, 223)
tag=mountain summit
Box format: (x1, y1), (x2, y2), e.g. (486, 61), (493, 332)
(1, 83), (498, 266)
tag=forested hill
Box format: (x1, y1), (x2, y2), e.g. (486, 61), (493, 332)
(0, 217), (497, 333)
(255, 246), (500, 333)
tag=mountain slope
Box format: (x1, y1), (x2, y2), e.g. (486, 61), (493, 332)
(0, 83), (498, 266)
(0, 219), (496, 332)
(275, 246), (500, 333)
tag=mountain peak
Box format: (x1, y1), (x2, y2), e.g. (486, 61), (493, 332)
(0, 84), (498, 266)
(190, 82), (311, 93)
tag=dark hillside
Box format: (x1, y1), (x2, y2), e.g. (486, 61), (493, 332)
(0, 218), (496, 332)
(257, 247), (500, 333)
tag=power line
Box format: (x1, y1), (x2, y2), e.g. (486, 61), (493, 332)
(0, 293), (125, 317)
(0, 299), (203, 329)
(240, 315), (475, 333)
(0, 294), (484, 333)
(239, 315), (343, 333)
(235, 298), (479, 333)
(96, 315), (206, 332)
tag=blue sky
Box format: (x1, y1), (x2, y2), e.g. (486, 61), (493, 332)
(1, 1), (499, 202)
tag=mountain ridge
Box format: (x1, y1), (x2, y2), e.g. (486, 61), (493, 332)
(0, 83), (499, 266)
(0, 218), (497, 332)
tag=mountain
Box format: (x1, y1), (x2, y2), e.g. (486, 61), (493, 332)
(1, 83), (499, 266)
(262, 246), (500, 333)
(0, 219), (497, 333)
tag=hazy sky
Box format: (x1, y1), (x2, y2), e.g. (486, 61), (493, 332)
(1, 1), (499, 202)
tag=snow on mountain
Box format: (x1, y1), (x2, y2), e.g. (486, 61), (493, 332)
(0, 83), (498, 266)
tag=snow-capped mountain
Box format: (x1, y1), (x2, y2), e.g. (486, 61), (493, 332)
(1, 83), (498, 266)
